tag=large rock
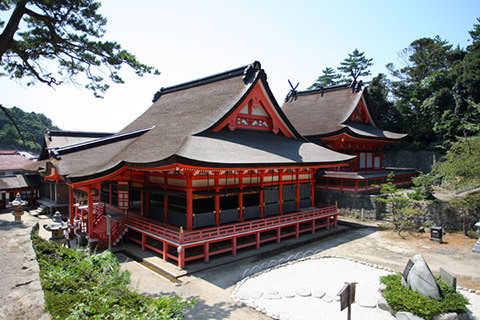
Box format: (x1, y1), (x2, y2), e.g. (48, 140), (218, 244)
(402, 254), (442, 300)
(396, 311), (425, 320)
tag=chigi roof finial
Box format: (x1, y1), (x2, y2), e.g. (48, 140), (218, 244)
(285, 79), (299, 102)
(242, 61), (261, 84)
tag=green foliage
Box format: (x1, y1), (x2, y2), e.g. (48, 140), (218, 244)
(337, 48), (373, 79)
(0, 105), (58, 153)
(412, 173), (439, 200)
(308, 66), (342, 89)
(381, 274), (469, 320)
(375, 173), (422, 235)
(366, 73), (402, 132)
(382, 19), (480, 150)
(309, 49), (372, 89)
(0, 0), (159, 97)
(32, 232), (194, 320)
(434, 136), (480, 192)
(450, 191), (480, 234)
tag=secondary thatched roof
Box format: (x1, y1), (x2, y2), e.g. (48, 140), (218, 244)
(282, 84), (406, 140)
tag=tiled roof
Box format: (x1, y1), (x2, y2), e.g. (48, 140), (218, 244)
(0, 151), (34, 171)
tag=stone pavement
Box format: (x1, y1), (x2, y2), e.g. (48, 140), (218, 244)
(0, 210), (50, 320)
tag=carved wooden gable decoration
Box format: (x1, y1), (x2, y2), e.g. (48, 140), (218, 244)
(212, 81), (294, 138)
(348, 98), (373, 125)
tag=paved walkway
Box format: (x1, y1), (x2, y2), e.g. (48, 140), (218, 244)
(0, 210), (50, 320)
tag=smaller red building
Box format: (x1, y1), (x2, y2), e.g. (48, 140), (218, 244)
(283, 83), (417, 193)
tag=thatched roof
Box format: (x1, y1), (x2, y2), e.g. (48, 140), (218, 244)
(282, 84), (406, 140)
(45, 62), (354, 182)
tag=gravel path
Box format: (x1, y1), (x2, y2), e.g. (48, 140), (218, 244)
(233, 257), (480, 320)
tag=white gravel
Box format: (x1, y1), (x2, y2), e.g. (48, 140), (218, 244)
(233, 257), (480, 320)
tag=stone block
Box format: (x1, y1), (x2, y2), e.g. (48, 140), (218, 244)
(439, 268), (456, 289)
(402, 254), (441, 300)
(396, 311), (425, 320)
(432, 313), (460, 320)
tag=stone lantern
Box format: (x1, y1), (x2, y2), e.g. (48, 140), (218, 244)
(43, 211), (70, 242)
(473, 222), (480, 253)
(10, 193), (27, 222)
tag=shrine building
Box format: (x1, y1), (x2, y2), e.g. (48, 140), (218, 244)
(38, 62), (355, 267)
(282, 82), (417, 217)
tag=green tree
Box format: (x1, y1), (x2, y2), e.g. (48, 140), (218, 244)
(384, 33), (480, 149)
(0, 105), (59, 152)
(376, 173), (422, 237)
(366, 73), (401, 131)
(433, 135), (480, 193)
(308, 66), (342, 89)
(0, 0), (159, 98)
(337, 48), (373, 80)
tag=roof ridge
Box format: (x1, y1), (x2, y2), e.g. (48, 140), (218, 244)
(296, 83), (353, 96)
(51, 126), (154, 159)
(47, 130), (114, 140)
(152, 61), (261, 103)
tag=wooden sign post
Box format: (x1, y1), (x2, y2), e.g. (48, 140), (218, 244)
(337, 282), (357, 320)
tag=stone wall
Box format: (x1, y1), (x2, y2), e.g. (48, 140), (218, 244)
(383, 150), (442, 173)
(316, 189), (383, 220)
(318, 188), (473, 232)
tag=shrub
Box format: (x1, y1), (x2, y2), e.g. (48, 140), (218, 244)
(380, 274), (469, 320)
(32, 231), (194, 319)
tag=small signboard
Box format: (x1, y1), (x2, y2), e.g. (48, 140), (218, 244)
(338, 281), (357, 319)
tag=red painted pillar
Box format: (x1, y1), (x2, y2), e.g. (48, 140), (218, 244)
(204, 243), (210, 262)
(29, 187), (34, 207)
(178, 246), (185, 268)
(164, 172), (168, 222)
(232, 237), (237, 256)
(278, 171), (283, 215)
(140, 191), (144, 216)
(255, 232), (260, 249)
(260, 171), (264, 218)
(108, 183), (112, 205)
(311, 220), (316, 234)
(163, 242), (168, 261)
(295, 223), (299, 239)
(310, 169), (316, 207)
(142, 233), (146, 250)
(239, 171), (243, 222)
(295, 169), (300, 211)
(214, 172), (220, 226)
(145, 191), (149, 217)
(186, 173), (193, 231)
(68, 185), (74, 226)
(87, 187), (93, 236)
(276, 228), (281, 243)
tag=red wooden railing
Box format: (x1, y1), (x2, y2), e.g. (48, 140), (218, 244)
(125, 206), (339, 245)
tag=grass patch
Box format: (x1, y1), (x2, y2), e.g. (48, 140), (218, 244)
(32, 229), (194, 319)
(380, 274), (469, 320)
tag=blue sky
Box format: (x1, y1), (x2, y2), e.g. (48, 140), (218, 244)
(1, 0), (479, 132)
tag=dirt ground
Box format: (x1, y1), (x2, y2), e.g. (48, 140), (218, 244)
(381, 229), (480, 289)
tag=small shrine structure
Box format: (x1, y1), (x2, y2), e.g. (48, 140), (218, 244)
(37, 62), (354, 267)
(282, 82), (417, 218)
(283, 83), (416, 193)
